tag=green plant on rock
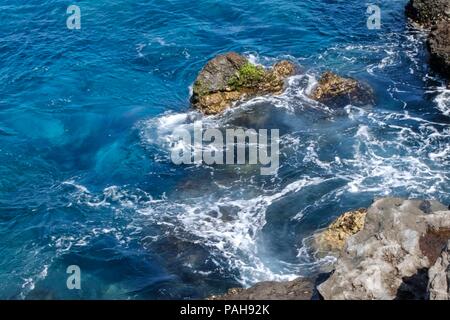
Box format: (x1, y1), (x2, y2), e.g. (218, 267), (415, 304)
(193, 79), (209, 96)
(228, 63), (266, 89)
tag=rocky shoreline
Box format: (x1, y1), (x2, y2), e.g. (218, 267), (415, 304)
(406, 0), (450, 82)
(211, 198), (450, 300)
(197, 0), (450, 301)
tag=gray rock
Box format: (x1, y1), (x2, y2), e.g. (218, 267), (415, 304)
(317, 198), (450, 300)
(427, 241), (450, 300)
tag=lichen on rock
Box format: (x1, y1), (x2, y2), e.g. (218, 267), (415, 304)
(312, 208), (367, 256)
(191, 52), (296, 115)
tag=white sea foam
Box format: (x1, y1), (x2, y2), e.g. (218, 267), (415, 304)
(434, 86), (450, 116)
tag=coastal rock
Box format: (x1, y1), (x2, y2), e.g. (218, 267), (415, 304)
(309, 72), (374, 108)
(191, 52), (296, 115)
(405, 0), (450, 27)
(208, 277), (315, 300)
(317, 198), (450, 300)
(312, 208), (367, 256)
(427, 21), (450, 78)
(427, 241), (450, 300)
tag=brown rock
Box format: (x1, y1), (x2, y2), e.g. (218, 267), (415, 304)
(427, 21), (450, 78)
(208, 277), (315, 300)
(309, 71), (374, 108)
(191, 52), (296, 115)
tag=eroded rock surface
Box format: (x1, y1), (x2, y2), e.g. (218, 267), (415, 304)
(405, 0), (450, 27)
(427, 241), (450, 300)
(309, 71), (374, 108)
(191, 52), (296, 115)
(318, 198), (449, 300)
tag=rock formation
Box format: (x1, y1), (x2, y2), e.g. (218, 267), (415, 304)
(309, 71), (374, 108)
(208, 277), (315, 300)
(427, 241), (450, 300)
(312, 208), (367, 256)
(405, 0), (449, 27)
(428, 21), (450, 78)
(191, 52), (296, 115)
(405, 0), (450, 80)
(318, 198), (450, 300)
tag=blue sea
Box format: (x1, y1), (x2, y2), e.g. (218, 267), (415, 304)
(0, 0), (449, 299)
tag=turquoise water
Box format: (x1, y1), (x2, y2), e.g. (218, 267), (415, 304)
(0, 0), (449, 299)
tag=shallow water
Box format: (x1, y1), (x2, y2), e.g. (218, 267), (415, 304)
(0, 0), (449, 299)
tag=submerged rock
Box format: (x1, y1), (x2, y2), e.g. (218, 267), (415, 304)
(428, 21), (450, 78)
(405, 0), (449, 27)
(309, 72), (374, 108)
(312, 208), (367, 256)
(191, 52), (296, 115)
(208, 277), (315, 300)
(318, 198), (450, 300)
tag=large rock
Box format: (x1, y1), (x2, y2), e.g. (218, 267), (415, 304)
(427, 21), (450, 78)
(208, 277), (315, 300)
(191, 52), (296, 115)
(312, 208), (367, 256)
(405, 0), (450, 27)
(427, 241), (450, 300)
(318, 198), (450, 300)
(405, 0), (450, 80)
(309, 72), (374, 108)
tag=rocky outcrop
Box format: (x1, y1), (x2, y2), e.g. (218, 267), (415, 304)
(427, 241), (450, 300)
(405, 0), (449, 27)
(405, 0), (450, 80)
(309, 72), (374, 108)
(191, 52), (296, 115)
(312, 208), (367, 256)
(428, 21), (450, 78)
(208, 277), (315, 300)
(317, 198), (450, 300)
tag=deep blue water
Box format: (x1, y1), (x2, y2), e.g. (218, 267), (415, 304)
(0, 0), (449, 299)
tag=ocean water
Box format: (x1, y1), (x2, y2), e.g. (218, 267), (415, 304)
(0, 0), (449, 299)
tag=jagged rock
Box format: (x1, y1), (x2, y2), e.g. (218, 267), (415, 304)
(427, 241), (450, 300)
(309, 72), (374, 108)
(317, 198), (450, 300)
(405, 0), (450, 27)
(191, 52), (296, 115)
(312, 208), (367, 256)
(208, 277), (315, 300)
(405, 0), (450, 80)
(428, 21), (450, 78)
